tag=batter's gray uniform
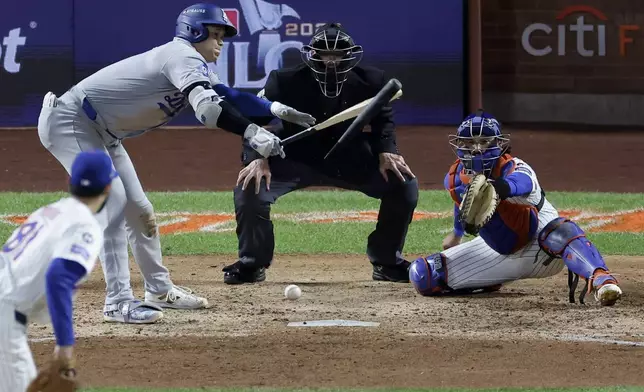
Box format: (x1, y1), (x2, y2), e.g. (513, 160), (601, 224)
(37, 38), (226, 317)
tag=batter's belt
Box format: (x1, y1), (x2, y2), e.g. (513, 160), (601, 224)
(15, 310), (27, 326)
(65, 87), (121, 147)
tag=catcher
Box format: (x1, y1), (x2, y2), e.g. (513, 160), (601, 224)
(409, 110), (623, 306)
(0, 151), (116, 391)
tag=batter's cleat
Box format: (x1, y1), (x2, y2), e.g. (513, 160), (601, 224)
(103, 300), (164, 324)
(223, 261), (266, 285)
(144, 285), (209, 309)
(372, 261), (411, 283)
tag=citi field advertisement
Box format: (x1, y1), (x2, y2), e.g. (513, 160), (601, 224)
(0, 0), (464, 127)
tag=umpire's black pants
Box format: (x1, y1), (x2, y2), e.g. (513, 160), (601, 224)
(233, 153), (419, 269)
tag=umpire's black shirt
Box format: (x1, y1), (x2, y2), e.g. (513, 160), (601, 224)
(245, 63), (400, 170)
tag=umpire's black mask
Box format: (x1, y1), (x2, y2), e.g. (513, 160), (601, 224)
(300, 23), (363, 98)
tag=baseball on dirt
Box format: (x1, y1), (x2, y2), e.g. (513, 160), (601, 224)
(284, 284), (302, 300)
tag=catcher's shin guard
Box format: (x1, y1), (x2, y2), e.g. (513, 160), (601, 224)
(409, 253), (447, 296)
(538, 217), (618, 304)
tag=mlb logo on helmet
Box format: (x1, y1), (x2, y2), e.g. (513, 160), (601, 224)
(222, 8), (240, 33)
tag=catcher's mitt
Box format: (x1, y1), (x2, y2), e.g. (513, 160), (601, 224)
(26, 358), (78, 392)
(458, 174), (499, 235)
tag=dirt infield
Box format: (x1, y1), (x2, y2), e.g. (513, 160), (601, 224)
(2, 126), (644, 192)
(28, 255), (644, 389)
(3, 125), (644, 389)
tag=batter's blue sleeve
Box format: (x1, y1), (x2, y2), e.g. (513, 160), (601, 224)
(213, 84), (273, 117)
(45, 258), (87, 347)
(453, 203), (465, 237)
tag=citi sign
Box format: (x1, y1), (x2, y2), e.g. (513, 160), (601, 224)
(521, 5), (638, 57)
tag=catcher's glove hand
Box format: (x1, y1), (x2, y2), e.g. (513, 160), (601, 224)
(458, 174), (500, 235)
(26, 358), (78, 392)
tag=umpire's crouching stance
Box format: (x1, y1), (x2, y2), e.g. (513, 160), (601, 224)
(223, 23), (419, 284)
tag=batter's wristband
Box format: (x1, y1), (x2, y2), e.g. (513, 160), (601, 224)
(217, 101), (253, 136)
(241, 141), (263, 165)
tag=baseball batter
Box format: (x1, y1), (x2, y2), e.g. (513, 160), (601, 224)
(0, 151), (115, 392)
(409, 111), (623, 306)
(37, 3), (314, 324)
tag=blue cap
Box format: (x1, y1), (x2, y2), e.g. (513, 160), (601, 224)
(70, 150), (118, 195)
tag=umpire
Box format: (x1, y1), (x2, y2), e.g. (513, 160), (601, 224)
(222, 23), (419, 284)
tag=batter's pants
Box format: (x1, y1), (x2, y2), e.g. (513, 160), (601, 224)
(36, 89), (173, 305)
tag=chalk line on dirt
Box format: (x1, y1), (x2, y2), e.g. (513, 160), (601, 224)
(556, 334), (644, 347)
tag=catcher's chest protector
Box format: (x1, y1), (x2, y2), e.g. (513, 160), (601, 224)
(447, 154), (539, 255)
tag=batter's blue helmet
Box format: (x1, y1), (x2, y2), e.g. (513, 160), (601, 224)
(175, 3), (238, 42)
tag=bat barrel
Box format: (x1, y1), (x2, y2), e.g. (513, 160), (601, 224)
(324, 78), (403, 159)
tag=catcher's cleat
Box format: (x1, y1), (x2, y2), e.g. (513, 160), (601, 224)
(592, 269), (622, 306)
(372, 261), (411, 283)
(223, 261), (266, 284)
(596, 284), (622, 306)
(445, 284), (503, 296)
(567, 269), (622, 306)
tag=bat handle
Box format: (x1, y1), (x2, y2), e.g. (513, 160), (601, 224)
(280, 126), (315, 146)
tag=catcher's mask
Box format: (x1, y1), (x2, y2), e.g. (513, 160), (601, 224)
(449, 110), (510, 177)
(300, 23), (363, 98)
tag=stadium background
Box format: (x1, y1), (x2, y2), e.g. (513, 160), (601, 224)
(1, 0), (644, 390)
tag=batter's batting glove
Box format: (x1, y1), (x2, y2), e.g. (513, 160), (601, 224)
(244, 124), (285, 159)
(271, 102), (316, 128)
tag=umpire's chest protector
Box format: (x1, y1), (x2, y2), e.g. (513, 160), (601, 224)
(446, 154), (540, 255)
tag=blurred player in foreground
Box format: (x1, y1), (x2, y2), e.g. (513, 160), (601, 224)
(409, 111), (622, 306)
(225, 23), (419, 284)
(37, 3), (314, 323)
(0, 151), (115, 391)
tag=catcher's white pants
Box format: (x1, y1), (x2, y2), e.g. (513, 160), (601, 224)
(0, 301), (36, 392)
(36, 90), (173, 305)
(443, 200), (565, 289)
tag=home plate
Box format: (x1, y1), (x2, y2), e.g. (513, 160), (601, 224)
(287, 319), (380, 327)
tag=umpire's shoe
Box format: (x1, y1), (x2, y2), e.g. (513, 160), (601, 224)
(372, 261), (411, 283)
(223, 261), (266, 284)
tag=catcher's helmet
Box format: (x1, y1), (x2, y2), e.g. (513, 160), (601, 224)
(300, 23), (363, 98)
(449, 110), (510, 176)
(175, 3), (237, 43)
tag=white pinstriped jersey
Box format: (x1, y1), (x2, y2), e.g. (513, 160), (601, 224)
(0, 198), (103, 323)
(443, 156), (564, 289)
(502, 157), (559, 224)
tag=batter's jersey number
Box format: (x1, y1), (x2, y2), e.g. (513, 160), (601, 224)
(285, 23), (326, 37)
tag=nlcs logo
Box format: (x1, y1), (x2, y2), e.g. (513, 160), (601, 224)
(521, 5), (639, 57)
(210, 0), (319, 89)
